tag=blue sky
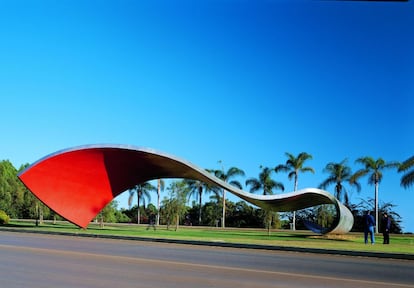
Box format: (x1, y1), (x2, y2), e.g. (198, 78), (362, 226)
(1, 0), (413, 232)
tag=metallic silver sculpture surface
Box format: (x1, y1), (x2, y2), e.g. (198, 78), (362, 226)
(19, 144), (353, 233)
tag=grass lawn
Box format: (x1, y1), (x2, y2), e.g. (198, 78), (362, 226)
(3, 220), (413, 255)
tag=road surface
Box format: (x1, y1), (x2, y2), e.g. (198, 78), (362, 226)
(0, 231), (412, 288)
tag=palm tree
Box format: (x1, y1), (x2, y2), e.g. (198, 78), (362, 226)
(319, 159), (361, 206)
(399, 155), (414, 190)
(214, 165), (245, 228)
(156, 179), (165, 226)
(128, 182), (156, 224)
(184, 178), (218, 225)
(185, 179), (203, 224)
(245, 166), (284, 234)
(351, 156), (399, 233)
(245, 166), (284, 196)
(275, 152), (314, 231)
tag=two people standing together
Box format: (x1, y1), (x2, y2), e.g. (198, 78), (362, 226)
(363, 210), (392, 245)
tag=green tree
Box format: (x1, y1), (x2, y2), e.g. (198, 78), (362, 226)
(200, 201), (220, 226)
(0, 160), (18, 216)
(161, 180), (188, 230)
(205, 188), (223, 226)
(0, 210), (10, 225)
(399, 155), (414, 190)
(21, 184), (46, 220)
(319, 159), (361, 206)
(145, 203), (158, 215)
(214, 165), (245, 228)
(97, 200), (122, 226)
(226, 201), (263, 228)
(16, 163), (36, 219)
(245, 166), (284, 234)
(128, 182), (156, 224)
(0, 161), (41, 219)
(185, 177), (219, 225)
(351, 156), (399, 233)
(184, 179), (203, 225)
(185, 179), (205, 225)
(315, 205), (335, 228)
(275, 152), (314, 230)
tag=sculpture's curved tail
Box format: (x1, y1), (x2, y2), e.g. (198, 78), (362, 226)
(18, 144), (353, 233)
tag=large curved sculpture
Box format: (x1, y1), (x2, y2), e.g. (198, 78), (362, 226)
(18, 144), (353, 234)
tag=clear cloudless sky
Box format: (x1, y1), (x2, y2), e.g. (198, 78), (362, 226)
(1, 0), (413, 232)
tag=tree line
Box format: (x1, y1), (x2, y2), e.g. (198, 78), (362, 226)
(0, 153), (413, 233)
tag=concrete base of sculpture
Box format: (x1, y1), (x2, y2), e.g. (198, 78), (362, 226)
(18, 144), (353, 233)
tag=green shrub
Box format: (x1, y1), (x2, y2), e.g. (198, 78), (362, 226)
(0, 210), (10, 225)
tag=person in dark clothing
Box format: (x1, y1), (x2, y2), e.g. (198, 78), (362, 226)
(381, 212), (391, 244)
(147, 213), (156, 230)
(363, 210), (375, 244)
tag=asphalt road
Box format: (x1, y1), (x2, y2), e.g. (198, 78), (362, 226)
(0, 231), (413, 288)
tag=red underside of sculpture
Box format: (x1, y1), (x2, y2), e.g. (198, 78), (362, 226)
(19, 146), (164, 228)
(19, 149), (115, 228)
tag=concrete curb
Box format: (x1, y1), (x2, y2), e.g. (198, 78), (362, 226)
(1, 227), (412, 260)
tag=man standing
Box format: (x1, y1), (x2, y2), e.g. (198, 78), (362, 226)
(363, 210), (375, 244)
(381, 212), (391, 244)
(146, 212), (156, 231)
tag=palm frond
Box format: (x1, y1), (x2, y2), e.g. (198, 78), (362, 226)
(274, 164), (288, 173)
(229, 180), (243, 189)
(318, 177), (336, 190)
(399, 155), (414, 172)
(128, 193), (134, 208)
(401, 170), (414, 189)
(300, 167), (315, 174)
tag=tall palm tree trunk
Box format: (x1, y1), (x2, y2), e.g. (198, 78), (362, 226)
(292, 179), (298, 231)
(222, 189), (226, 228)
(137, 192), (141, 224)
(375, 182), (379, 234)
(157, 180), (161, 226)
(198, 187), (202, 225)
